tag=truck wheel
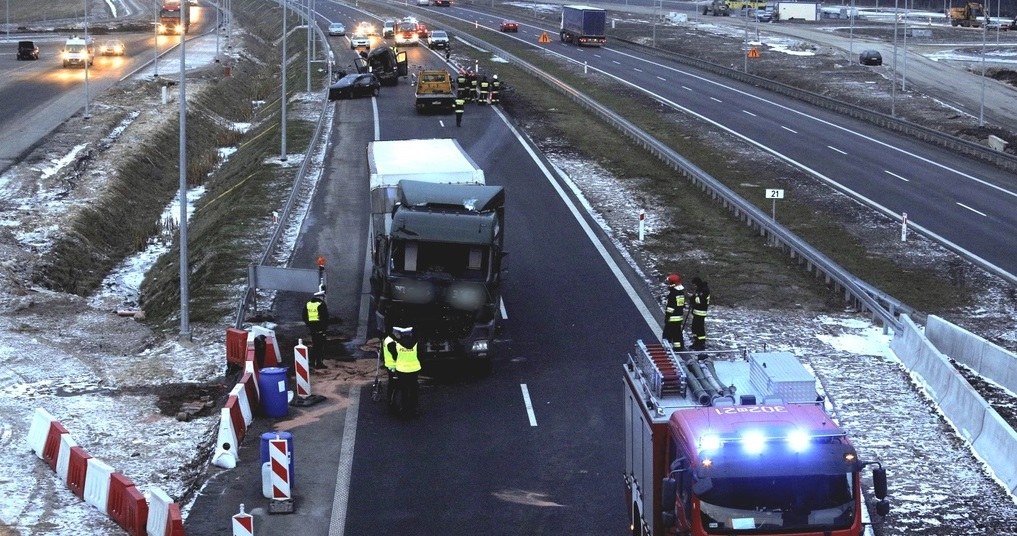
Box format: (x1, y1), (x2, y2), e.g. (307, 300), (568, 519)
(372, 88), (379, 97)
(702, 6), (708, 14)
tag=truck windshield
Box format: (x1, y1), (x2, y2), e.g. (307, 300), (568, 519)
(391, 241), (490, 280)
(697, 473), (855, 533)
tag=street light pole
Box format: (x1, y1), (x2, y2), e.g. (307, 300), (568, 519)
(281, 0), (288, 162)
(178, 24), (191, 342)
(154, 0), (160, 77)
(890, 0), (899, 117)
(979, 22), (987, 126)
(306, 0), (311, 93)
(83, 0), (91, 119)
(902, 0), (908, 91)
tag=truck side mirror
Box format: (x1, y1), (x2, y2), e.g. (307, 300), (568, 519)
(872, 467), (887, 500)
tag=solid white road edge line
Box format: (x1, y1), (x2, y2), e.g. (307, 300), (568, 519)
(330, 385), (362, 536)
(521, 384), (538, 426)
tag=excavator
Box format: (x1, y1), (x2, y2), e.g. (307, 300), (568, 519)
(947, 2), (987, 27)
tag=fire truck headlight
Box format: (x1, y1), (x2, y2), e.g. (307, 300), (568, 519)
(787, 429), (811, 453)
(699, 434), (721, 453)
(741, 430), (767, 454)
(471, 339), (489, 353)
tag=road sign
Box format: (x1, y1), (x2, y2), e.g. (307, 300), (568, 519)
(538, 32), (551, 44)
(765, 188), (784, 199)
(748, 47), (760, 59)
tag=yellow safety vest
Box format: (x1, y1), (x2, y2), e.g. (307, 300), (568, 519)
(382, 336), (397, 370)
(394, 341), (421, 373)
(306, 300), (322, 322)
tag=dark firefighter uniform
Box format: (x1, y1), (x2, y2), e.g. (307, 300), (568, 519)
(302, 291), (329, 369)
(456, 72), (469, 100)
(468, 72), (478, 102)
(662, 275), (686, 351)
(490, 75), (502, 104)
(690, 278), (711, 351)
(479, 76), (490, 104)
(454, 98), (465, 127)
(386, 327), (422, 417)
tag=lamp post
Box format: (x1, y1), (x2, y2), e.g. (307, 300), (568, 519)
(281, 0), (288, 162)
(154, 0), (160, 77)
(6, 0), (10, 43)
(979, 21), (987, 126)
(83, 0), (91, 119)
(890, 0), (898, 117)
(306, 0), (311, 93)
(178, 22), (191, 342)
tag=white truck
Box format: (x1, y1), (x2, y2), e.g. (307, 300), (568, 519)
(775, 1), (820, 21)
(368, 139), (505, 373)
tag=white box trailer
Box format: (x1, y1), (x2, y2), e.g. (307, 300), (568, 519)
(368, 138), (485, 189)
(777, 1), (819, 21)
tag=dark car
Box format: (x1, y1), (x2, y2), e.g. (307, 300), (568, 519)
(17, 40), (40, 61)
(328, 73), (381, 100)
(859, 49), (882, 66)
(500, 20), (519, 32)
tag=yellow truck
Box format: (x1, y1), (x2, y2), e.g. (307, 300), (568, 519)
(414, 70), (456, 113)
(948, 2), (987, 27)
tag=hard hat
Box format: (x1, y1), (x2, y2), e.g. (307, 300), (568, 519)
(493, 74), (498, 80)
(665, 273), (681, 286)
(314, 290), (326, 297)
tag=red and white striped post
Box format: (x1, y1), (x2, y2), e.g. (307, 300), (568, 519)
(293, 339), (311, 397)
(269, 438), (292, 501)
(638, 210), (645, 242)
(232, 503), (253, 536)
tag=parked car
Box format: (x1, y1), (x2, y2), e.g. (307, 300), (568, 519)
(500, 20), (519, 32)
(859, 49), (882, 66)
(427, 30), (449, 49)
(383, 20), (396, 38)
(16, 40), (39, 61)
(328, 22), (346, 36)
(350, 33), (370, 50)
(328, 73), (381, 100)
(99, 39), (126, 56)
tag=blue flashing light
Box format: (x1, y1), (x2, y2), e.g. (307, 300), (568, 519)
(700, 434), (722, 453)
(741, 430), (767, 454)
(787, 429), (811, 453)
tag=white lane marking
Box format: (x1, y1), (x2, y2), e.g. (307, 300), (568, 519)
(657, 76), (666, 81)
(956, 202), (987, 217)
(593, 53), (601, 57)
(742, 110), (756, 117)
(439, 120), (446, 127)
(828, 146), (847, 155)
(681, 85), (692, 91)
(885, 170), (910, 182)
(521, 384), (538, 426)
(500, 297), (508, 320)
(612, 60), (621, 65)
(781, 125), (797, 134)
(709, 96), (722, 103)
(329, 385), (361, 536)
(634, 67), (643, 72)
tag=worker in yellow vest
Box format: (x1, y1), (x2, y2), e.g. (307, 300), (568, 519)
(386, 326), (422, 417)
(302, 289), (329, 369)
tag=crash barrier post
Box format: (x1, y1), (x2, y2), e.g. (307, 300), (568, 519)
(269, 437), (292, 501)
(232, 503), (254, 536)
(107, 472), (148, 536)
(231, 384), (254, 426)
(27, 407), (56, 458)
(294, 339), (311, 397)
(56, 433), (79, 483)
(226, 327), (249, 370)
(891, 315), (1017, 494)
(66, 446), (92, 498)
(926, 315), (1017, 395)
(84, 458), (115, 514)
(42, 420), (70, 471)
(260, 432), (294, 490)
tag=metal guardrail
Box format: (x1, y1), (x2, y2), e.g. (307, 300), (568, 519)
(232, 10), (333, 329)
(458, 35), (910, 330)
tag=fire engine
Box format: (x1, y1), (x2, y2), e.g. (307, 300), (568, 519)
(623, 340), (889, 536)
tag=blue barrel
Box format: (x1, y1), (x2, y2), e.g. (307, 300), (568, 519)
(260, 431), (295, 488)
(258, 367), (289, 418)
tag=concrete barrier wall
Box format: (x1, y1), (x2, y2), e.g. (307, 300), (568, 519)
(926, 315), (1017, 394)
(892, 315), (1017, 494)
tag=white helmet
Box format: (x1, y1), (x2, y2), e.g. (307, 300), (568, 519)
(492, 74), (498, 80)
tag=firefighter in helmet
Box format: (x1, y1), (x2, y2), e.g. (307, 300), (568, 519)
(661, 273), (687, 351)
(689, 277), (711, 351)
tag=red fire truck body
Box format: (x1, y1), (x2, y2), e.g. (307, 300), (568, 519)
(623, 341), (888, 536)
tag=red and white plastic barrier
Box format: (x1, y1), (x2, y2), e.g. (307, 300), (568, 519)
(28, 408), (186, 535)
(249, 325), (281, 367)
(230, 384), (254, 427)
(294, 339), (311, 397)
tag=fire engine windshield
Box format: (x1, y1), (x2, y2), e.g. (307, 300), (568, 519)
(696, 473), (856, 532)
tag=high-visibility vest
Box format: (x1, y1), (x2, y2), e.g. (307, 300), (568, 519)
(382, 336), (397, 370)
(480, 81), (489, 90)
(306, 300), (322, 322)
(393, 341), (421, 373)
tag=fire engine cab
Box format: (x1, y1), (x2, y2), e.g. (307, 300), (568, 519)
(623, 340), (889, 536)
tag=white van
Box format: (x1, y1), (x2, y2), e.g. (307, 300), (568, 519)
(62, 36), (94, 68)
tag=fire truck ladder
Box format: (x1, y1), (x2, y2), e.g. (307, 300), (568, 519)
(631, 340), (687, 406)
